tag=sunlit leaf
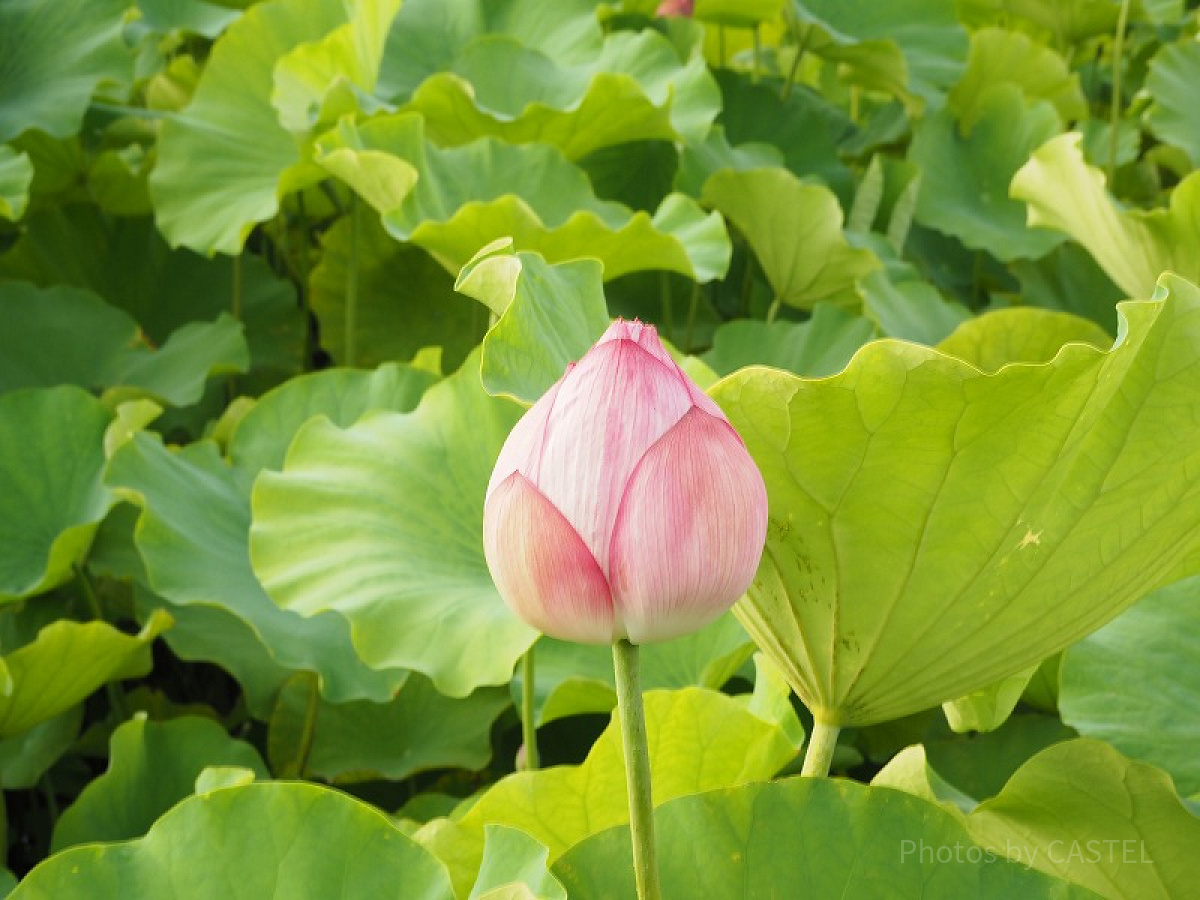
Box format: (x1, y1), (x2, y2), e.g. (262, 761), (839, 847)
(107, 435), (407, 712)
(711, 274), (1200, 726)
(703, 168), (879, 310)
(250, 350), (535, 697)
(1011, 132), (1200, 298)
(936, 307), (1112, 372)
(556, 777), (1097, 898)
(417, 686), (801, 896)
(10, 782), (455, 899)
(457, 242), (609, 404)
(52, 714), (269, 851)
(968, 739), (1200, 900)
(0, 613), (169, 737)
(0, 147), (32, 221)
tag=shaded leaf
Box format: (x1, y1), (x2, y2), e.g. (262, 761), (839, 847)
(0, 282), (247, 405)
(702, 306), (875, 378)
(1059, 575), (1200, 795)
(0, 387), (114, 600)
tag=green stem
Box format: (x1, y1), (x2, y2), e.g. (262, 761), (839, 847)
(781, 21), (810, 102)
(751, 25), (762, 83)
(74, 566), (129, 722)
(718, 26), (726, 68)
(1107, 0), (1132, 183)
(800, 719), (841, 778)
(612, 639), (661, 900)
(294, 193), (315, 371)
(345, 195), (360, 367)
(739, 250), (757, 318)
(659, 272), (674, 345)
(683, 281), (700, 354)
(521, 648), (539, 770)
(766, 296), (781, 325)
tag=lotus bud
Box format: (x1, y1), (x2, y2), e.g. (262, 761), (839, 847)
(483, 320), (768, 644)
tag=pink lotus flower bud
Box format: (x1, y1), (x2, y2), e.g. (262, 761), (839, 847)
(483, 320), (768, 645)
(655, 0), (693, 16)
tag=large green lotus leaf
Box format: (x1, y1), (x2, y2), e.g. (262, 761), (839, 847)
(107, 434), (407, 707)
(703, 306), (875, 379)
(52, 714), (269, 851)
(456, 242), (609, 404)
(0, 387), (114, 600)
(712, 71), (852, 198)
(792, 0), (968, 106)
(0, 0), (131, 143)
(948, 27), (1086, 131)
(271, 0), (400, 132)
(1145, 40), (1200, 168)
(937, 307), (1112, 373)
(10, 782), (455, 899)
(555, 777), (1098, 899)
(710, 273), (1200, 726)
(271, 674), (509, 782)
(471, 826), (567, 900)
(1011, 132), (1200, 298)
(400, 28), (718, 160)
(309, 212), (484, 369)
(0, 147), (32, 221)
(522, 612), (754, 726)
(967, 739), (1200, 899)
(0, 208), (303, 376)
(0, 613), (169, 737)
(150, 0), (352, 253)
(702, 168), (880, 310)
(250, 351), (534, 697)
(909, 85), (1064, 261)
(228, 361), (437, 471)
(1058, 575), (1200, 796)
(377, 0), (605, 102)
(0, 707), (82, 789)
(576, 139), (678, 213)
(956, 0), (1120, 42)
(417, 686), (801, 896)
(0, 282), (247, 405)
(335, 113), (730, 282)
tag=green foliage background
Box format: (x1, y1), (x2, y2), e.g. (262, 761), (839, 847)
(1, 0), (1199, 896)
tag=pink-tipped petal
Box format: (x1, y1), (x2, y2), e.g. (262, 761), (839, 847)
(486, 375), (566, 499)
(483, 472), (616, 644)
(531, 335), (694, 572)
(595, 320), (677, 370)
(608, 407), (768, 644)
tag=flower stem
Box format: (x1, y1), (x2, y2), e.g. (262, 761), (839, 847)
(1108, 0), (1132, 183)
(345, 194), (361, 367)
(612, 639), (661, 900)
(800, 719), (841, 778)
(521, 647), (539, 770)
